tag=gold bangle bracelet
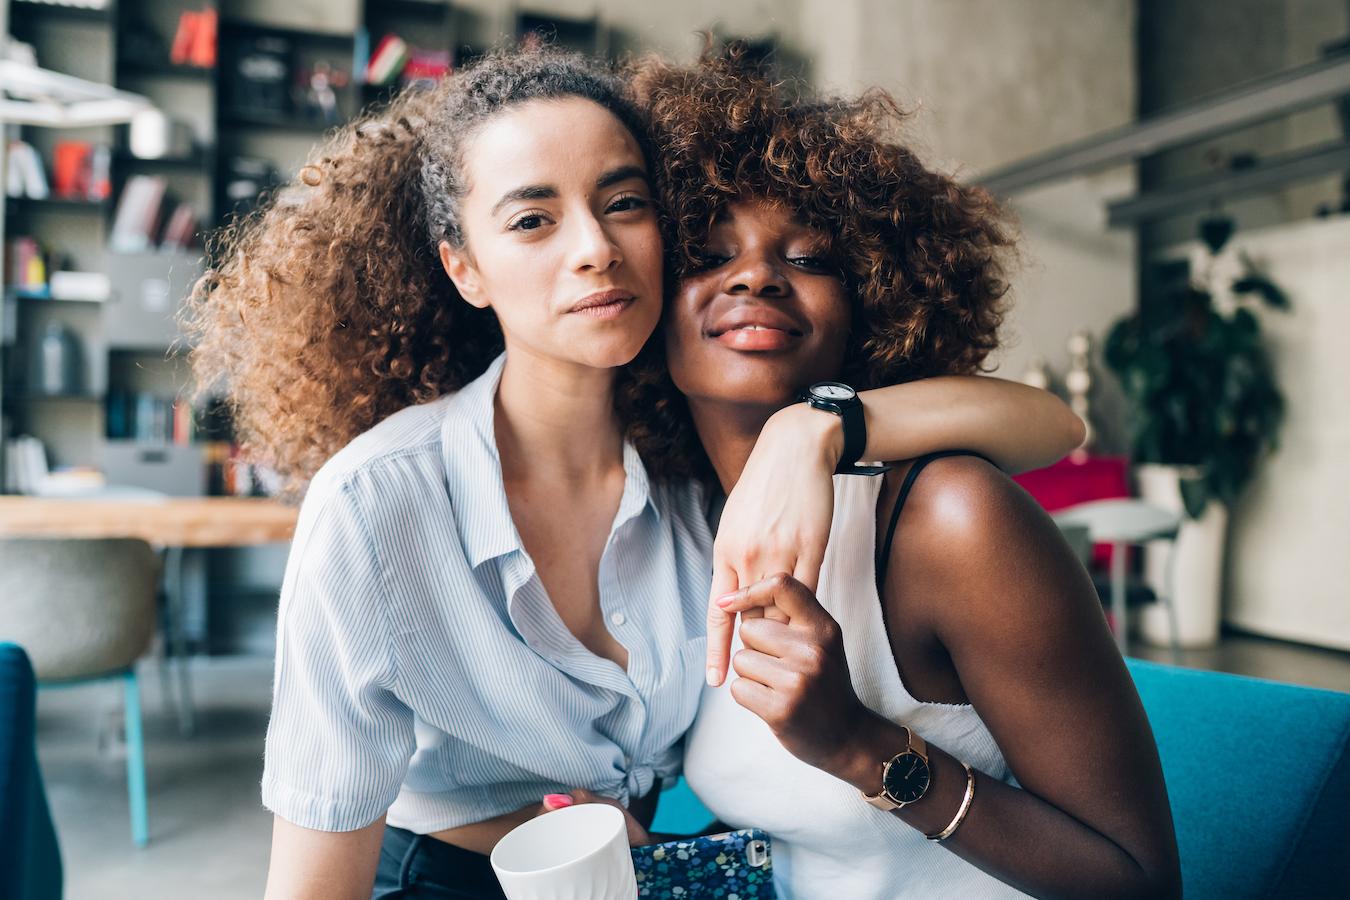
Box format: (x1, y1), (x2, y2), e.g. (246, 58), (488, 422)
(926, 761), (975, 842)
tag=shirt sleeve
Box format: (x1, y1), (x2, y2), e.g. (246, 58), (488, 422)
(261, 478), (415, 831)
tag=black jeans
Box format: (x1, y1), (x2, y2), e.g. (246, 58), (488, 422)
(372, 825), (507, 900)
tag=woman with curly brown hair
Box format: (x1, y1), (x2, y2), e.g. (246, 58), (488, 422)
(187, 47), (1083, 899)
(623, 55), (1181, 899)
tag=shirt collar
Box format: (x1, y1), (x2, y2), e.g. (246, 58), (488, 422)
(441, 353), (658, 569)
(442, 354), (519, 568)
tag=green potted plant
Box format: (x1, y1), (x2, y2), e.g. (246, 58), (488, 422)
(1103, 215), (1288, 645)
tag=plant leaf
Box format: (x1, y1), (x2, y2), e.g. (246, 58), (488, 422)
(1180, 476), (1210, 519)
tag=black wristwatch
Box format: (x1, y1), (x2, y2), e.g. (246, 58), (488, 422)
(800, 382), (890, 476)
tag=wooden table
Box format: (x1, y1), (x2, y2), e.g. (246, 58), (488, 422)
(0, 496), (298, 546)
(0, 495), (299, 733)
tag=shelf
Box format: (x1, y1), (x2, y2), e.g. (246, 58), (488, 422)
(367, 0), (452, 20)
(11, 0), (113, 26)
(219, 19), (356, 46)
(5, 196), (110, 215)
(361, 81), (402, 97)
(12, 392), (106, 403)
(218, 109), (339, 133)
(7, 287), (104, 304)
(117, 60), (216, 81)
(115, 149), (215, 171)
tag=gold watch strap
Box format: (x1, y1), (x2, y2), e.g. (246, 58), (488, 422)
(860, 725), (928, 811)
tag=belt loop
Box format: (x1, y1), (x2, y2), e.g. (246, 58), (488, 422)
(398, 831), (422, 889)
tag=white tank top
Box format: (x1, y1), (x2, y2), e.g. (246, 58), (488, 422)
(684, 472), (1031, 899)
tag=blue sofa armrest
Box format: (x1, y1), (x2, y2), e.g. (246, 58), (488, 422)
(1126, 658), (1350, 900)
(0, 642), (62, 900)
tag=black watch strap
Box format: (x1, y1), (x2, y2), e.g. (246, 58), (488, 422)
(806, 387), (889, 477)
(838, 401), (867, 472)
(837, 403), (889, 476)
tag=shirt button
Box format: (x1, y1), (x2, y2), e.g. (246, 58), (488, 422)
(623, 755), (632, 767)
(610, 611), (627, 627)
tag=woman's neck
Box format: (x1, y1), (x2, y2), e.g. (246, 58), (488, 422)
(495, 346), (625, 484)
(687, 397), (779, 494)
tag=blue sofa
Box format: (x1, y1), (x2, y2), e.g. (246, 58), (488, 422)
(1128, 658), (1350, 898)
(653, 659), (1350, 899)
(0, 643), (62, 900)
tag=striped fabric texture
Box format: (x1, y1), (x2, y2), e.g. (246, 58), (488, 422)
(262, 354), (713, 833)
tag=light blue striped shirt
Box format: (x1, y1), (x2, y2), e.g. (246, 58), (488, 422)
(261, 354), (713, 833)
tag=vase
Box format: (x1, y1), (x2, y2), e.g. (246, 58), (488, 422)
(1135, 463), (1228, 648)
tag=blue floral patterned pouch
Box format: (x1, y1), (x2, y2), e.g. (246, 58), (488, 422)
(630, 829), (775, 898)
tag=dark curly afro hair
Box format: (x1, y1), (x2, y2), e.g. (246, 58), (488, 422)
(619, 49), (1018, 482)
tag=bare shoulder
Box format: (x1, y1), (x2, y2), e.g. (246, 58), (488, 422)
(881, 454), (1095, 639)
(887, 454), (1043, 550)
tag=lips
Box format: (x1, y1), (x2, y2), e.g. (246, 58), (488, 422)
(707, 304), (805, 351)
(568, 289), (637, 320)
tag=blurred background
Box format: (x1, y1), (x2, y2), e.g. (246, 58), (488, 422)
(1, 1), (1348, 897)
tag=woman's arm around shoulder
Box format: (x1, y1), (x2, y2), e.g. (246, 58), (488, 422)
(856, 375), (1086, 475)
(704, 379), (1083, 686)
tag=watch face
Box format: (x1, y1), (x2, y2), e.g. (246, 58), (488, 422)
(883, 751), (931, 804)
(811, 382), (855, 401)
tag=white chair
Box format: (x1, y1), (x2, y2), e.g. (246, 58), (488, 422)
(1052, 499), (1182, 661)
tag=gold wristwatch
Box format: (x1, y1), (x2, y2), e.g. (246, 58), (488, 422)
(860, 725), (931, 811)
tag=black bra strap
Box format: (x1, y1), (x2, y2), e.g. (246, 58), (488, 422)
(875, 450), (995, 587)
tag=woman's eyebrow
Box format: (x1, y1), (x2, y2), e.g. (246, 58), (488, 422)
(491, 185), (556, 217)
(490, 166), (648, 217)
(596, 165), (648, 190)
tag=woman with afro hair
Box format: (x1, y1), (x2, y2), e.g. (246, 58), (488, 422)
(625, 51), (1181, 900)
(185, 46), (1083, 899)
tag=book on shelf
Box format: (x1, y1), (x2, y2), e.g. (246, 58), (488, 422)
(354, 28), (370, 85)
(106, 392), (197, 445)
(171, 8), (218, 68)
(366, 34), (410, 85)
(3, 435), (48, 495)
(50, 141), (110, 200)
(109, 175), (167, 253)
(5, 140), (49, 199)
(401, 48), (451, 88)
(160, 202), (200, 251)
(5, 237), (47, 291)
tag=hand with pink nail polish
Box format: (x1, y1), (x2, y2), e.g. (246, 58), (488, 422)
(537, 788), (652, 846)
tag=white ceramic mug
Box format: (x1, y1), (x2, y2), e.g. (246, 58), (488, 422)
(490, 803), (637, 900)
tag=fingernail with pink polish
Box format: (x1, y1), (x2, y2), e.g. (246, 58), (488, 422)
(543, 793), (574, 809)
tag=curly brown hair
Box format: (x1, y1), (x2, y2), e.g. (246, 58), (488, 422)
(619, 50), (1018, 481)
(182, 47), (649, 496)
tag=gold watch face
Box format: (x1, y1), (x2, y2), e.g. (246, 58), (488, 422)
(883, 751), (931, 804)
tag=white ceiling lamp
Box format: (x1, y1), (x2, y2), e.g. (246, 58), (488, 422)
(1, 20), (154, 127)
(0, 58), (152, 127)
